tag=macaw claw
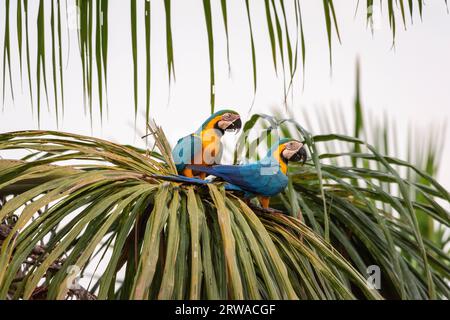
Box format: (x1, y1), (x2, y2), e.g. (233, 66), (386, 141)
(246, 202), (284, 214)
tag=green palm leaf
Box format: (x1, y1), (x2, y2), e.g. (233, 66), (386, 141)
(203, 0), (215, 114)
(0, 124), (448, 300)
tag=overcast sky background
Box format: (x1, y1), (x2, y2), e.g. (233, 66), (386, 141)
(1, 0), (449, 189)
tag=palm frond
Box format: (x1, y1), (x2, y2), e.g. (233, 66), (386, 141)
(0, 123), (448, 300)
(203, 0), (215, 113)
(2, 0), (444, 124)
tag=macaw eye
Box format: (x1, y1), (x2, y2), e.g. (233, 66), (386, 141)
(222, 113), (231, 120)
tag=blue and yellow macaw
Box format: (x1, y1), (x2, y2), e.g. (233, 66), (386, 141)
(172, 109), (242, 179)
(160, 138), (307, 209)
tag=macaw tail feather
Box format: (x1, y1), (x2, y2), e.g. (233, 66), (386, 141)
(223, 183), (243, 192)
(151, 174), (250, 196)
(151, 174), (209, 185)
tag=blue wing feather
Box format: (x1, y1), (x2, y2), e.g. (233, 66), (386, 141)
(187, 162), (288, 196)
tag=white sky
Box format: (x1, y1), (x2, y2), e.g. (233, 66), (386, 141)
(1, 0), (450, 189)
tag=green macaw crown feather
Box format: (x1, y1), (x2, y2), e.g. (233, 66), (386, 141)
(200, 109), (240, 130)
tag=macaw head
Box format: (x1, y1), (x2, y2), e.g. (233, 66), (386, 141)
(269, 138), (307, 165)
(280, 140), (307, 165)
(201, 109), (242, 134)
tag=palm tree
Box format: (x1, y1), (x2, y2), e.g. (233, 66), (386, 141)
(0, 108), (449, 299)
(0, 1), (449, 300)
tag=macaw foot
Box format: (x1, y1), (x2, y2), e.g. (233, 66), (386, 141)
(182, 168), (194, 178)
(258, 207), (284, 214)
(181, 169), (206, 181)
(258, 196), (270, 209)
(246, 202), (284, 214)
(197, 172), (207, 180)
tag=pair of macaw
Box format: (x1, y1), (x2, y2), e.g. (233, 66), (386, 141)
(156, 109), (307, 209)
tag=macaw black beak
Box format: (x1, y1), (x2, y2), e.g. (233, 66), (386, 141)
(289, 146), (307, 165)
(225, 117), (242, 132)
